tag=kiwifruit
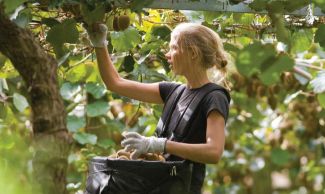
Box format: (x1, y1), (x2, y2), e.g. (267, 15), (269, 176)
(108, 153), (118, 159)
(257, 85), (267, 97)
(118, 15), (130, 31)
(267, 95), (277, 110)
(271, 84), (281, 94)
(246, 82), (255, 98)
(113, 15), (130, 31)
(145, 153), (160, 161)
(158, 155), (166, 162)
(118, 155), (129, 160)
(117, 149), (130, 159)
(113, 16), (119, 31)
(307, 94), (316, 103)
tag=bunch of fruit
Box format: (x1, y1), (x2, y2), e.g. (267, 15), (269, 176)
(109, 149), (166, 162)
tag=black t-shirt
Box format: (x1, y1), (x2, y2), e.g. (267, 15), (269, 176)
(159, 82), (230, 194)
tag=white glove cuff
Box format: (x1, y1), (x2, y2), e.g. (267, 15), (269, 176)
(92, 40), (108, 48)
(148, 137), (167, 154)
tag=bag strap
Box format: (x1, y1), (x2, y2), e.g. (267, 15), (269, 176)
(168, 84), (226, 141)
(155, 84), (186, 137)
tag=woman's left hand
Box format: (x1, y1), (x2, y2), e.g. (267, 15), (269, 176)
(121, 132), (167, 159)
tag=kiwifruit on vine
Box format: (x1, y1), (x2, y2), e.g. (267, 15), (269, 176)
(113, 15), (131, 31)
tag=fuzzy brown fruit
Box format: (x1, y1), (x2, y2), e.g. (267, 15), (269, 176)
(113, 15), (130, 31)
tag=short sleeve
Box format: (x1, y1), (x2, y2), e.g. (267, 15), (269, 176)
(203, 90), (230, 123)
(159, 82), (180, 103)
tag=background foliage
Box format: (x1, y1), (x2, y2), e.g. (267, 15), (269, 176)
(1, 0), (325, 193)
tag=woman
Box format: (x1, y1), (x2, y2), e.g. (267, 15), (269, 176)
(87, 22), (231, 194)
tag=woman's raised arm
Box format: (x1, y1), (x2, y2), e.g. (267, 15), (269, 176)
(88, 24), (163, 104)
(95, 47), (163, 104)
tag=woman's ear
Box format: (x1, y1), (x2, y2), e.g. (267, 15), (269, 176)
(190, 47), (199, 60)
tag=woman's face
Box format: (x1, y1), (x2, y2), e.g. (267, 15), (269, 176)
(165, 35), (191, 75)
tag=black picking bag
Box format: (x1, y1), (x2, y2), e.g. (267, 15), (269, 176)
(85, 156), (193, 194)
(85, 83), (227, 194)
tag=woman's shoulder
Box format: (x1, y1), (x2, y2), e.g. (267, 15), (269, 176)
(200, 83), (231, 103)
(159, 81), (182, 88)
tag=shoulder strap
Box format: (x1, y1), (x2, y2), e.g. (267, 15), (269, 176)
(155, 84), (186, 137)
(169, 84), (226, 141)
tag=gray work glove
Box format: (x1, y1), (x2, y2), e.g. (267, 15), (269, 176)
(121, 132), (167, 160)
(86, 23), (108, 48)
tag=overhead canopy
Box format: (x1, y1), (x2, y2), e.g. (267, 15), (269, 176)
(142, 0), (325, 16)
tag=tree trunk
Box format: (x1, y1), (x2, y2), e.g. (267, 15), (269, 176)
(0, 4), (71, 194)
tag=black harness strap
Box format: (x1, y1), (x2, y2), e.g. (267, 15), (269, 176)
(155, 84), (186, 137)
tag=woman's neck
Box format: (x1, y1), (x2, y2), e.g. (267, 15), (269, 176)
(185, 69), (210, 89)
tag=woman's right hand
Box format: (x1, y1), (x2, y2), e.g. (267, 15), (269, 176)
(86, 23), (108, 48)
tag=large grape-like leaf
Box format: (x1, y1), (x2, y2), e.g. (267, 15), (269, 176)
(81, 3), (105, 25)
(73, 132), (97, 145)
(85, 82), (107, 99)
(318, 93), (325, 109)
(310, 71), (325, 93)
(13, 93), (28, 112)
(46, 19), (79, 48)
(66, 62), (95, 83)
(271, 148), (291, 166)
(86, 101), (109, 117)
(3, 0), (24, 14)
(12, 9), (32, 28)
(291, 29), (313, 53)
(111, 27), (141, 52)
(67, 115), (86, 132)
(236, 42), (277, 77)
(60, 82), (81, 101)
(315, 24), (325, 49)
(260, 55), (294, 85)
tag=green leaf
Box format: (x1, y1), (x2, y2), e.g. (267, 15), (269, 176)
(57, 52), (71, 67)
(0, 135), (15, 149)
(151, 25), (171, 40)
(318, 93), (325, 109)
(271, 148), (291, 166)
(13, 93), (28, 112)
(73, 132), (97, 145)
(0, 52), (7, 69)
(66, 63), (94, 83)
(67, 115), (86, 132)
(315, 0), (325, 13)
(291, 29), (313, 53)
(310, 71), (325, 93)
(315, 24), (325, 49)
(111, 27), (141, 52)
(46, 19), (79, 48)
(283, 0), (309, 12)
(0, 78), (8, 93)
(236, 42), (276, 77)
(120, 55), (135, 73)
(60, 82), (81, 101)
(3, 0), (24, 14)
(85, 82), (107, 99)
(81, 3), (106, 25)
(260, 55), (294, 85)
(248, 0), (268, 11)
(129, 0), (154, 12)
(86, 101), (109, 117)
(97, 139), (115, 149)
(42, 18), (61, 27)
(0, 103), (7, 119)
(317, 93), (325, 109)
(12, 9), (32, 28)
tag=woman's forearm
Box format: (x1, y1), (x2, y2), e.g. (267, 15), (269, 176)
(94, 47), (121, 90)
(165, 140), (224, 164)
